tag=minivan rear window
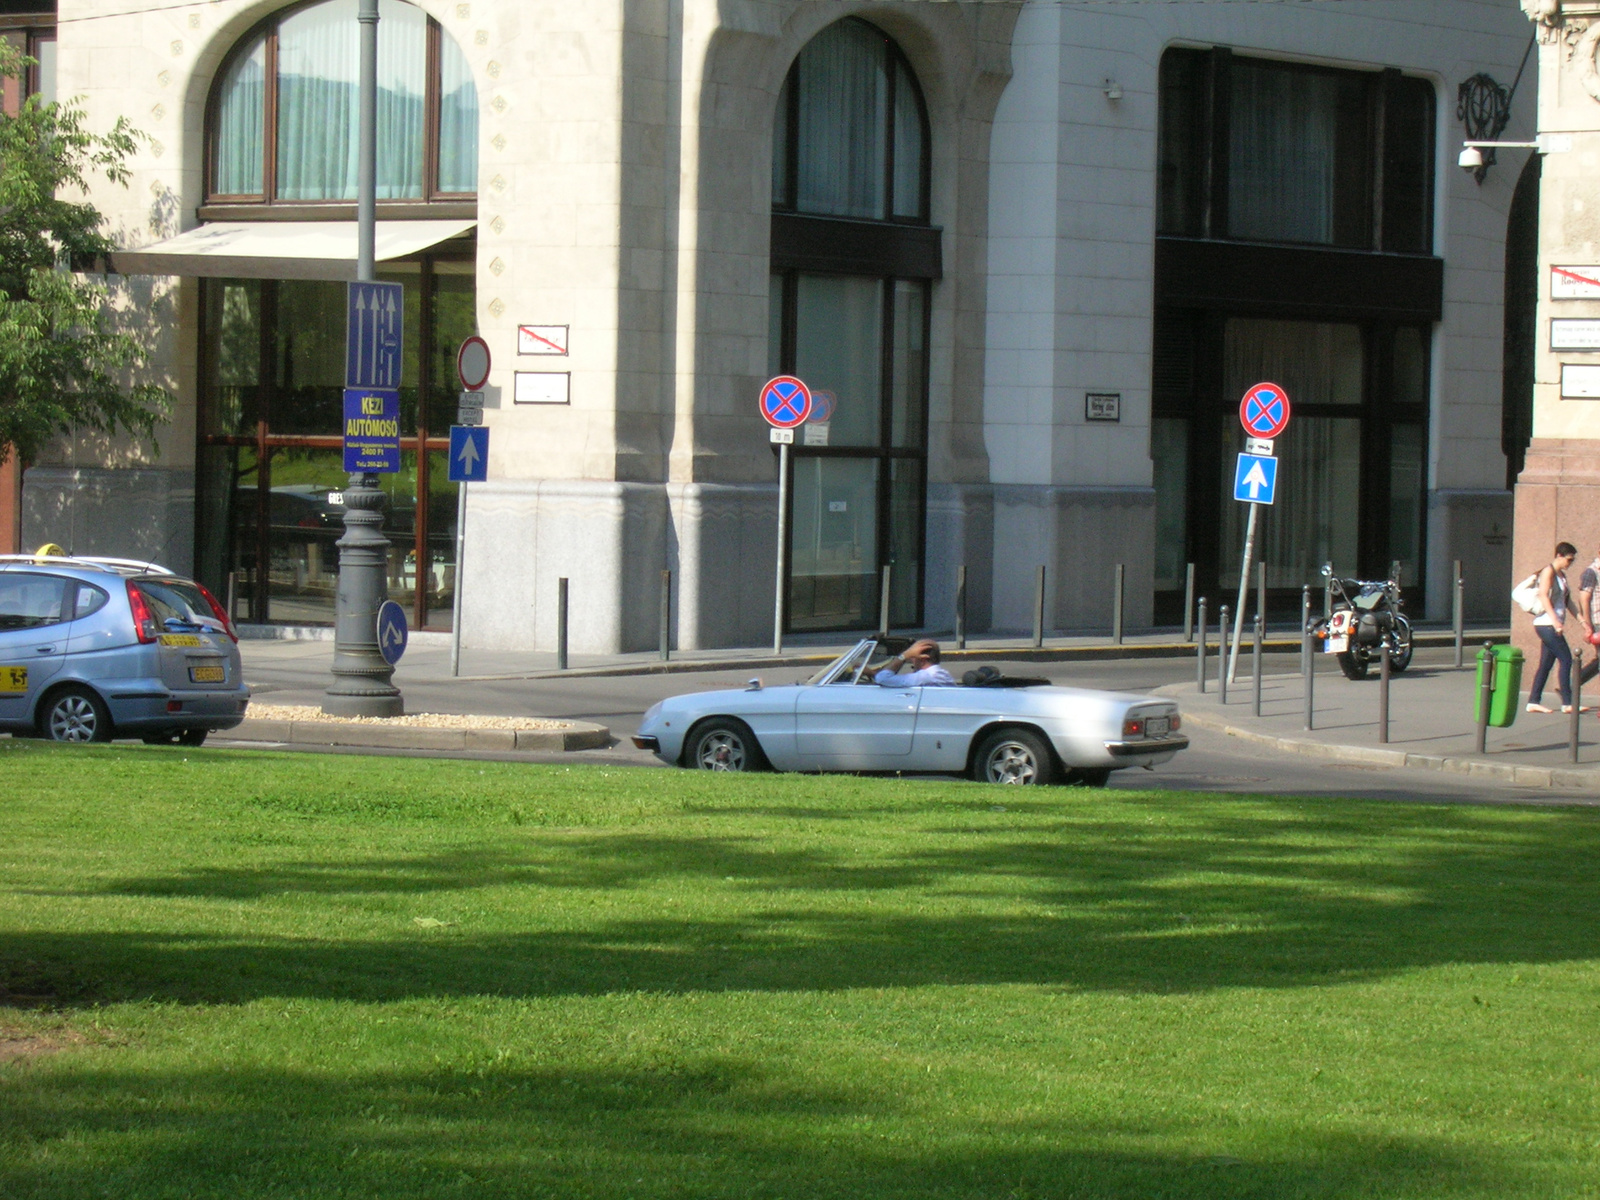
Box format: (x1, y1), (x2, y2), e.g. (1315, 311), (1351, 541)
(134, 579), (213, 626)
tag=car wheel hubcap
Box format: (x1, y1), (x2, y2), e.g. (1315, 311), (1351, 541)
(986, 741), (1037, 784)
(697, 733), (745, 771)
(49, 697), (98, 742)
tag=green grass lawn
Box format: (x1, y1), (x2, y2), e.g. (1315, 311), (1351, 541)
(2, 740), (1598, 1199)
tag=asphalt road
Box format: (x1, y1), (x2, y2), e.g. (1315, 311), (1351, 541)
(229, 645), (1598, 808)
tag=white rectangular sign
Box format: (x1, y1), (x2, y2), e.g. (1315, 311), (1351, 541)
(803, 422), (830, 446)
(1245, 437), (1274, 456)
(513, 372), (570, 405)
(1551, 266), (1600, 300)
(1551, 319), (1600, 351)
(517, 325), (569, 356)
(1560, 363), (1600, 398)
(456, 406), (483, 426)
(769, 427), (795, 444)
(458, 390), (486, 409)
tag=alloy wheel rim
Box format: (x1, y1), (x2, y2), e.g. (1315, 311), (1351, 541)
(986, 741), (1037, 784)
(49, 696), (98, 742)
(697, 732), (745, 771)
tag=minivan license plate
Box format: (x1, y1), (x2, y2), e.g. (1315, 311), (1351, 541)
(190, 664), (225, 683)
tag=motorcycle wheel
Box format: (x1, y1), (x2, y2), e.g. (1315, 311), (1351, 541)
(1337, 650), (1369, 680)
(1389, 616), (1414, 672)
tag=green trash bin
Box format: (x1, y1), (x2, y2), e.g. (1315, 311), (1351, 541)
(1474, 644), (1524, 728)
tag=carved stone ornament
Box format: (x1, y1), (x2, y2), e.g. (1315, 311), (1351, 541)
(1523, 0), (1561, 29)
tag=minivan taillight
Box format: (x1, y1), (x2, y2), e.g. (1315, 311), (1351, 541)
(126, 582), (159, 643)
(194, 582), (238, 643)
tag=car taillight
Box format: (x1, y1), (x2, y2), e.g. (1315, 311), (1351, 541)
(1170, 715), (1181, 731)
(1122, 717), (1145, 738)
(126, 582), (159, 643)
(194, 581), (238, 643)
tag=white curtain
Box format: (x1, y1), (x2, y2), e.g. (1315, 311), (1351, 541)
(1228, 64), (1339, 244)
(795, 20), (887, 219)
(436, 29), (478, 194)
(275, 0), (425, 201)
(214, 36), (265, 195)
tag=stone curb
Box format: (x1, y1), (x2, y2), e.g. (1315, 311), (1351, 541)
(1176, 707), (1600, 791)
(227, 717), (611, 753)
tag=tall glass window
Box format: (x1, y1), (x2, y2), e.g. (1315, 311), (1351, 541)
(770, 19), (933, 632)
(207, 0), (476, 204)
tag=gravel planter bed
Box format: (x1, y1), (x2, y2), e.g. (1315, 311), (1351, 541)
(229, 705), (610, 753)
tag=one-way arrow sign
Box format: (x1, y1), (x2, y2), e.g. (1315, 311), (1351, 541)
(1233, 453), (1278, 505)
(448, 425), (489, 483)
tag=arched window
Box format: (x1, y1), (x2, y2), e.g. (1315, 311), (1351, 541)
(208, 0), (478, 204)
(769, 20), (935, 634)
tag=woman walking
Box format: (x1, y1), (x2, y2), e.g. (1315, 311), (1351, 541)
(1527, 541), (1580, 714)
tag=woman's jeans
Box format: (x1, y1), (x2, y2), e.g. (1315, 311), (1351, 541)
(1529, 625), (1572, 707)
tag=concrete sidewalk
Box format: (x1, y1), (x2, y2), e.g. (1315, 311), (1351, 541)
(1163, 658), (1600, 789)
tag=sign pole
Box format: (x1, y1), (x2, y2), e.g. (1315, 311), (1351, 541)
(1228, 501), (1259, 684)
(774, 440), (789, 656)
(450, 481), (467, 677)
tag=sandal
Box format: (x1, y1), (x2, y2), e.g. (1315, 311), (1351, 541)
(1526, 703), (1554, 714)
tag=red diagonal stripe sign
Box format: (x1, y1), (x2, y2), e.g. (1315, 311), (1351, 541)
(759, 375), (813, 429)
(1239, 381), (1290, 439)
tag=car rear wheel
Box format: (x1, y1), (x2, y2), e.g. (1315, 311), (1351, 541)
(40, 686), (114, 744)
(973, 727), (1057, 785)
(685, 719), (767, 772)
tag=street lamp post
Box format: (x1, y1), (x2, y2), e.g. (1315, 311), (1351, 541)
(323, 0), (402, 718)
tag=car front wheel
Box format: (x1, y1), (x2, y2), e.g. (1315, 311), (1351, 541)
(685, 719), (766, 772)
(40, 686), (114, 744)
(973, 727), (1057, 785)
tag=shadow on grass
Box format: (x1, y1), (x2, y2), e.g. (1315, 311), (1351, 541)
(0, 1059), (1508, 1200)
(6, 800), (1600, 1005)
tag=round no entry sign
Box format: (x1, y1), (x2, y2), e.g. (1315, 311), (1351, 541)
(1239, 381), (1291, 439)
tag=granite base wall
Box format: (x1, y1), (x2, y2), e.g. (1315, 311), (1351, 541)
(21, 466), (195, 575)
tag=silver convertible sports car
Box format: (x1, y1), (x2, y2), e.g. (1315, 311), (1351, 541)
(633, 638), (1188, 785)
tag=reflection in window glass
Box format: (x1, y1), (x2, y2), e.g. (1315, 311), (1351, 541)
(436, 30), (478, 193)
(795, 274), (882, 447)
(768, 273), (784, 379)
(892, 58), (925, 219)
(771, 77), (790, 207)
(891, 281), (925, 448)
(204, 281), (261, 436)
(888, 459), (922, 626)
(214, 36), (266, 195)
(1224, 318), (1362, 407)
(794, 20), (888, 218)
(1393, 327), (1428, 408)
(275, 0), (426, 200)
(790, 457), (879, 631)
(1389, 423), (1424, 585)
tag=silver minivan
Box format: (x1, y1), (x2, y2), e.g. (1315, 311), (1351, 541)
(0, 556), (250, 745)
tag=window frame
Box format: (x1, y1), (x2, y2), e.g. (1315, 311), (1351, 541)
(203, 0), (476, 209)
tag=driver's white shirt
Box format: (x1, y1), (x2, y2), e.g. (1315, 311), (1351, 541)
(873, 664), (956, 687)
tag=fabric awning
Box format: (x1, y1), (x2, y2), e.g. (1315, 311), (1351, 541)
(109, 219), (476, 281)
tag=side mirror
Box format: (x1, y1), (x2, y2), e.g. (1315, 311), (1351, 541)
(745, 677), (762, 692)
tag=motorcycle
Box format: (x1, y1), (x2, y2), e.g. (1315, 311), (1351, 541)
(1313, 564), (1413, 681)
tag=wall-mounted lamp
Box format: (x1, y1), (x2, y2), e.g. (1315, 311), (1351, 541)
(1102, 78), (1122, 101)
(1458, 132), (1569, 174)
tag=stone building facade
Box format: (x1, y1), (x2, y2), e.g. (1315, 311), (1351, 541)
(14, 0), (1533, 653)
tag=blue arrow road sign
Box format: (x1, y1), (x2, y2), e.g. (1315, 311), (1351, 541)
(1233, 453), (1279, 505)
(342, 387), (401, 473)
(448, 425), (489, 483)
(346, 280), (404, 388)
(376, 600), (408, 666)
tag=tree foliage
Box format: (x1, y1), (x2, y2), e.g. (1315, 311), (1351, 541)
(0, 41), (169, 467)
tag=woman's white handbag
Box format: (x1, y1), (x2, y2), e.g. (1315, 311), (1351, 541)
(1511, 573), (1544, 615)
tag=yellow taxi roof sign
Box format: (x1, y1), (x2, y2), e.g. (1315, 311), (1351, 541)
(33, 543), (66, 563)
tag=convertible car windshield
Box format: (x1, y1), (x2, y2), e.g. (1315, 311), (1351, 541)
(804, 639), (883, 686)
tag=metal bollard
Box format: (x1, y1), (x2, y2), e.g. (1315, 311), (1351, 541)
(1196, 597), (1208, 693)
(1378, 637), (1390, 744)
(1453, 561), (1465, 669)
(227, 570), (238, 624)
(1256, 561), (1267, 636)
(1475, 643), (1494, 755)
(659, 569), (671, 662)
(955, 564), (967, 651)
(1571, 649), (1583, 765)
(1113, 563), (1125, 645)
(1033, 565), (1046, 649)
(878, 564), (893, 634)
(1305, 626), (1315, 731)
(1252, 613), (1263, 718)
(1183, 563), (1195, 643)
(1219, 605), (1229, 704)
(1300, 585), (1311, 678)
(557, 577), (569, 671)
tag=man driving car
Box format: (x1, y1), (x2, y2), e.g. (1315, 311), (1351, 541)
(874, 638), (956, 687)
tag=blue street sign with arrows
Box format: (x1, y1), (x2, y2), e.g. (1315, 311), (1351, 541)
(448, 425), (489, 483)
(376, 599), (408, 666)
(1233, 453), (1279, 505)
(346, 280), (404, 388)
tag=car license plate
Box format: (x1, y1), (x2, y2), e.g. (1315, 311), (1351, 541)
(1146, 716), (1170, 737)
(0, 666), (26, 694)
(161, 634), (204, 647)
(1326, 636), (1348, 653)
(189, 664), (226, 683)
(327, 492), (343, 506)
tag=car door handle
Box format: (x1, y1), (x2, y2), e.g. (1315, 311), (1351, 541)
(35, 646), (56, 654)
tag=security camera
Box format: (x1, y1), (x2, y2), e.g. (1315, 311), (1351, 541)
(1458, 145), (1485, 171)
